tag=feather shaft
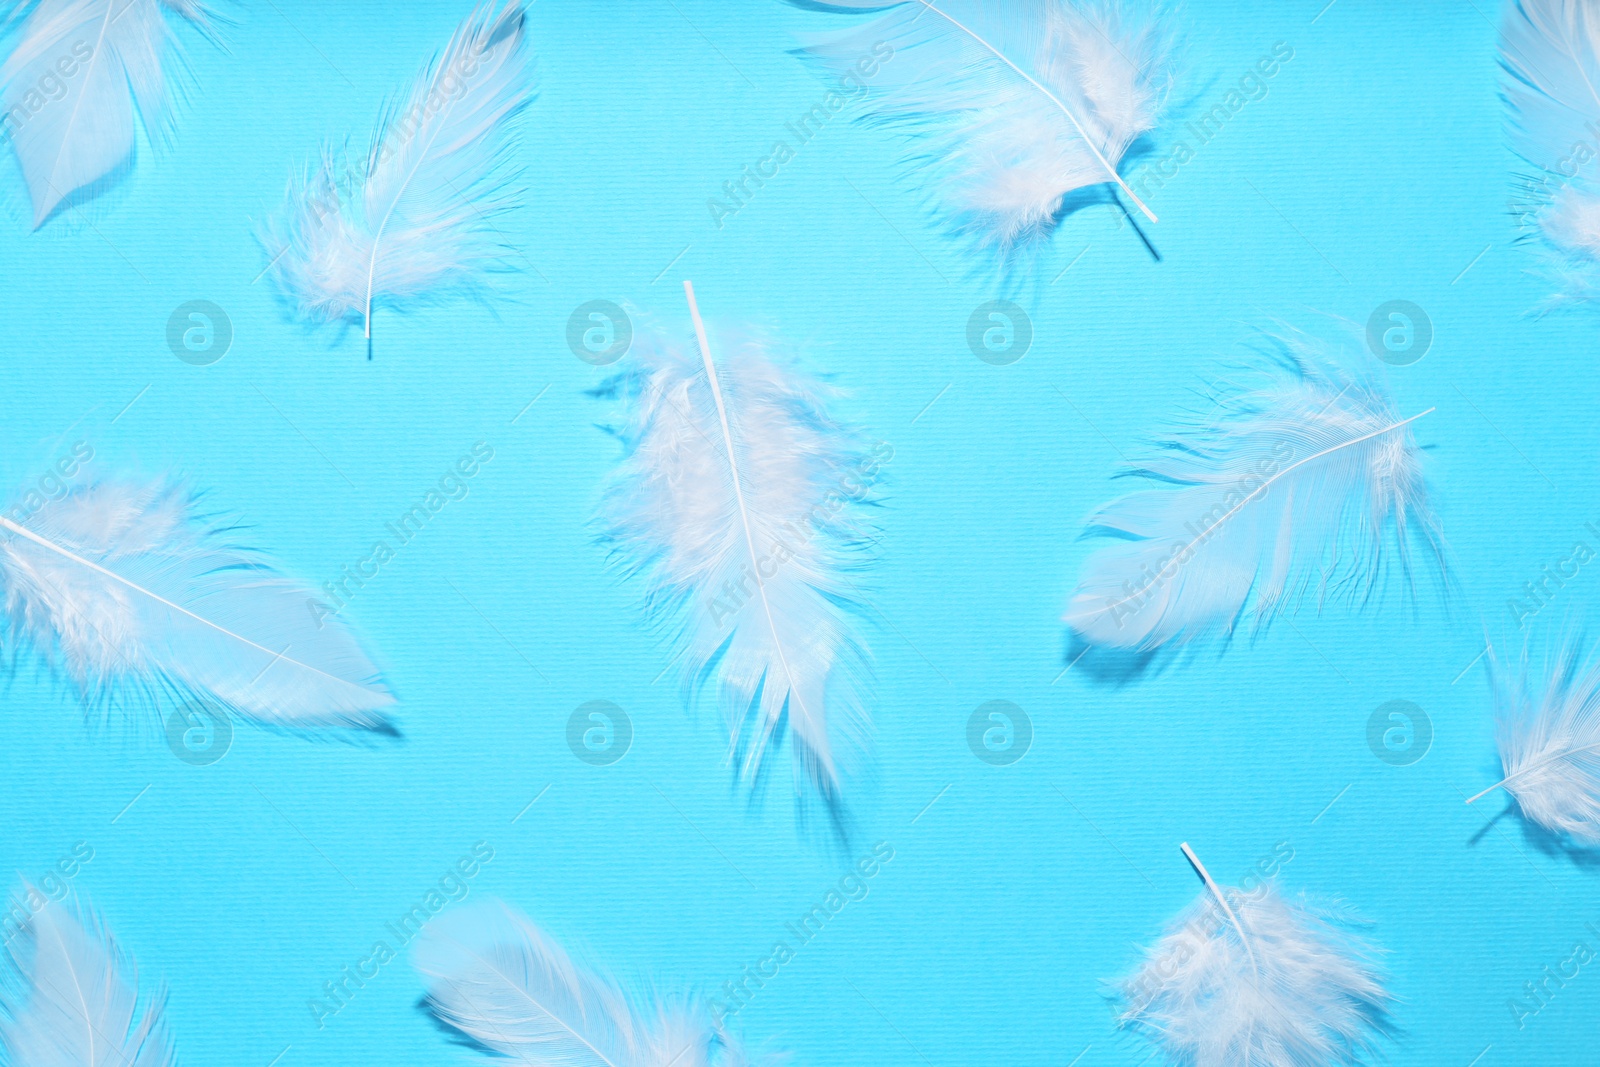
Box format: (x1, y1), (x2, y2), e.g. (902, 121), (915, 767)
(1180, 842), (1257, 976)
(897, 0), (1156, 222)
(1464, 743), (1600, 804)
(1090, 405), (1435, 625)
(683, 280), (814, 771)
(0, 513), (375, 703)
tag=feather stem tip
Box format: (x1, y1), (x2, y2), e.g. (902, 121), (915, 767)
(1180, 842), (1258, 975)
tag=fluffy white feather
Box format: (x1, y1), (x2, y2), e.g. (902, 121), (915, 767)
(788, 0), (1172, 255)
(0, 0), (213, 227)
(596, 283), (877, 808)
(1500, 0), (1600, 305)
(0, 889), (174, 1067)
(1468, 636), (1600, 842)
(1116, 845), (1390, 1067)
(0, 478), (394, 730)
(1065, 326), (1444, 650)
(414, 899), (755, 1067)
(260, 1), (534, 349)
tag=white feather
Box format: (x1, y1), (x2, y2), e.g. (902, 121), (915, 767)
(0, 890), (173, 1067)
(414, 900), (751, 1067)
(0, 478), (394, 730)
(1500, 0), (1600, 305)
(1116, 846), (1390, 1067)
(596, 282), (876, 806)
(1468, 636), (1600, 842)
(1065, 326), (1444, 651)
(260, 1), (534, 344)
(788, 0), (1172, 254)
(0, 0), (212, 227)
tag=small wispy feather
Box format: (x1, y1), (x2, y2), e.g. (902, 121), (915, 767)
(0, 888), (174, 1067)
(596, 282), (877, 810)
(259, 1), (534, 353)
(787, 0), (1173, 259)
(1500, 0), (1600, 306)
(414, 899), (763, 1067)
(0, 0), (217, 227)
(1116, 844), (1391, 1067)
(0, 477), (394, 731)
(1065, 325), (1445, 651)
(1468, 635), (1600, 843)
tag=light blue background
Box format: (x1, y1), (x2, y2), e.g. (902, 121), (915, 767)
(0, 1), (1593, 1065)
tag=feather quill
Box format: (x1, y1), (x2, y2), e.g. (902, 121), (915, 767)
(1065, 326), (1444, 651)
(259, 1), (534, 352)
(0, 889), (174, 1067)
(414, 899), (758, 1067)
(1467, 636), (1600, 843)
(0, 477), (394, 731)
(1116, 844), (1391, 1067)
(596, 282), (875, 807)
(0, 0), (214, 227)
(786, 0), (1172, 255)
(1500, 0), (1600, 305)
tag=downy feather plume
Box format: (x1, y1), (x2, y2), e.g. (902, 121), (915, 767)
(786, 0), (1173, 257)
(596, 281), (876, 808)
(259, 1), (534, 353)
(1065, 325), (1445, 651)
(0, 888), (174, 1067)
(414, 899), (762, 1067)
(1501, 0), (1600, 306)
(1115, 844), (1391, 1067)
(0, 477), (394, 730)
(1467, 635), (1600, 843)
(0, 0), (216, 227)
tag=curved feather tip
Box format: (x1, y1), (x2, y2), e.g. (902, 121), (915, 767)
(414, 899), (764, 1067)
(1065, 324), (1446, 651)
(0, 477), (394, 732)
(0, 0), (215, 227)
(788, 0), (1175, 258)
(1470, 635), (1600, 844)
(0, 888), (175, 1067)
(1116, 849), (1391, 1067)
(595, 287), (879, 807)
(259, 1), (536, 349)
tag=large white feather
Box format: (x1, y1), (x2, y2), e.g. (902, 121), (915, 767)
(1116, 845), (1390, 1067)
(0, 0), (212, 227)
(0, 890), (174, 1067)
(787, 0), (1172, 255)
(260, 1), (534, 347)
(1500, 0), (1600, 305)
(1468, 636), (1600, 842)
(596, 282), (876, 806)
(414, 900), (750, 1067)
(1065, 327), (1444, 651)
(0, 478), (394, 730)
